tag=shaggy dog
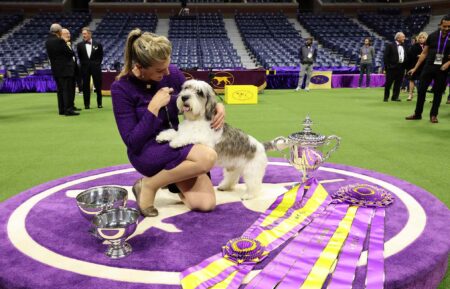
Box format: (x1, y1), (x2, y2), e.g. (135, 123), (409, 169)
(156, 79), (268, 200)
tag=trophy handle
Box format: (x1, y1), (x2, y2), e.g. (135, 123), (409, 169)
(271, 136), (291, 151)
(323, 135), (341, 161)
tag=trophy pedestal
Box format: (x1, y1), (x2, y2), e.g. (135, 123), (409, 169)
(106, 241), (132, 259)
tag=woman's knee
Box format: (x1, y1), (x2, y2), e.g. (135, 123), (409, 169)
(191, 145), (217, 173)
(189, 201), (216, 212)
(183, 192), (216, 212)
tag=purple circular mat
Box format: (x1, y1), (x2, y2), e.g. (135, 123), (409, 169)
(0, 159), (448, 289)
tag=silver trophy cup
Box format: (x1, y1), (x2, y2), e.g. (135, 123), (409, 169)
(92, 207), (140, 259)
(76, 186), (128, 237)
(271, 116), (340, 183)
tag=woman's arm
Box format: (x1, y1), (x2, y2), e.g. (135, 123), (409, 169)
(211, 103), (225, 130)
(111, 82), (163, 155)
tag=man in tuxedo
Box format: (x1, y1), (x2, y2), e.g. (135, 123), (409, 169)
(77, 27), (103, 109)
(45, 23), (78, 116)
(61, 28), (81, 113)
(383, 32), (407, 102)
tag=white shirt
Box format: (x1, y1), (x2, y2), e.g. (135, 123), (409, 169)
(85, 39), (93, 58)
(396, 41), (404, 63)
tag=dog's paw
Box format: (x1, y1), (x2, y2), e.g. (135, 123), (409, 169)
(156, 129), (177, 143)
(240, 192), (255, 200)
(169, 139), (187, 148)
(217, 180), (234, 191)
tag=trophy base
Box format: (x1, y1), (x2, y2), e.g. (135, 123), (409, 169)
(106, 242), (132, 259)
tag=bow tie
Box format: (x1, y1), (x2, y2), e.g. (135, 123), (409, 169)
(85, 41), (91, 45)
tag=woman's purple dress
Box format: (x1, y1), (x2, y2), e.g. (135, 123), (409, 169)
(111, 65), (193, 177)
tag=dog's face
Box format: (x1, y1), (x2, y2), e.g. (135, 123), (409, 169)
(177, 79), (217, 121)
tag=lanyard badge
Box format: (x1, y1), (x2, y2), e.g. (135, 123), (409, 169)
(434, 30), (449, 65)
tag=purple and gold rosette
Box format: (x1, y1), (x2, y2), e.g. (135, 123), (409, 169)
(222, 237), (268, 265)
(332, 183), (394, 207)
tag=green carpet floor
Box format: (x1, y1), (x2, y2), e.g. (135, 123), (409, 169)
(0, 88), (449, 288)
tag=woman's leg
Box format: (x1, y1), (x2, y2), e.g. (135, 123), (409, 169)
(176, 174), (216, 212)
(138, 144), (217, 210)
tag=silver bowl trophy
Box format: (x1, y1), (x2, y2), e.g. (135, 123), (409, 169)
(76, 186), (128, 240)
(271, 116), (340, 183)
(76, 186), (128, 221)
(92, 208), (140, 259)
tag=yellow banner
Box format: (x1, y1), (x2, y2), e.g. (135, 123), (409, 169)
(308, 71), (332, 90)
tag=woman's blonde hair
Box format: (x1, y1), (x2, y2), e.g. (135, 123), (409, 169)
(417, 32), (428, 40)
(117, 28), (172, 79)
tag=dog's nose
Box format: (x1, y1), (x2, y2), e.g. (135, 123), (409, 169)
(181, 96), (189, 102)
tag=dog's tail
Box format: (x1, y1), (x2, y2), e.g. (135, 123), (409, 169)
(263, 137), (290, 152)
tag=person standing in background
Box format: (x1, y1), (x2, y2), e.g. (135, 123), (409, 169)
(406, 32), (428, 101)
(406, 16), (450, 123)
(383, 32), (407, 102)
(295, 37), (316, 92)
(45, 23), (78, 116)
(358, 37), (375, 88)
(61, 28), (81, 113)
(77, 27), (103, 109)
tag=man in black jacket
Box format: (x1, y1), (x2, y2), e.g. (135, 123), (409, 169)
(61, 28), (81, 113)
(45, 23), (78, 116)
(383, 32), (407, 102)
(76, 27), (103, 109)
(406, 16), (450, 123)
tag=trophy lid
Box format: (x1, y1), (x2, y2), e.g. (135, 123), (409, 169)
(287, 116), (327, 146)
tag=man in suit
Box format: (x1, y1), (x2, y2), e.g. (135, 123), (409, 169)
(76, 27), (103, 109)
(383, 32), (407, 102)
(61, 28), (81, 113)
(45, 23), (79, 116)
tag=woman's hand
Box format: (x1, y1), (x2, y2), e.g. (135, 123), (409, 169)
(148, 87), (174, 116)
(211, 103), (225, 130)
(407, 68), (416, 76)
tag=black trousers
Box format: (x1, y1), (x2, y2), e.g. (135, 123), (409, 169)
(81, 64), (102, 107)
(54, 76), (75, 114)
(414, 65), (448, 117)
(384, 67), (405, 100)
(359, 63), (372, 87)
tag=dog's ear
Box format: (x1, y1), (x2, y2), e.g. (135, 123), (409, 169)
(204, 84), (217, 121)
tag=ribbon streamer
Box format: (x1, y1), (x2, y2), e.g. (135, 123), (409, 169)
(180, 178), (332, 289)
(246, 205), (340, 289)
(326, 207), (373, 289)
(365, 208), (385, 289)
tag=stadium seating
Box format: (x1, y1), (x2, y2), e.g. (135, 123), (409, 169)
(235, 12), (304, 69)
(358, 10), (430, 40)
(94, 12), (158, 71)
(0, 14), (23, 37)
(0, 12), (91, 78)
(169, 13), (243, 69)
(298, 12), (387, 71)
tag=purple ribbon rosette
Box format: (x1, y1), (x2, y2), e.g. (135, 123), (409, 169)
(331, 183), (394, 208)
(222, 237), (268, 265)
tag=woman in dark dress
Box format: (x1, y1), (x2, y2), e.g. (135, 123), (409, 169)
(407, 32), (428, 101)
(111, 29), (225, 217)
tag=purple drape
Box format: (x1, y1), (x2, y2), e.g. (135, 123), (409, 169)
(1, 75), (57, 93)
